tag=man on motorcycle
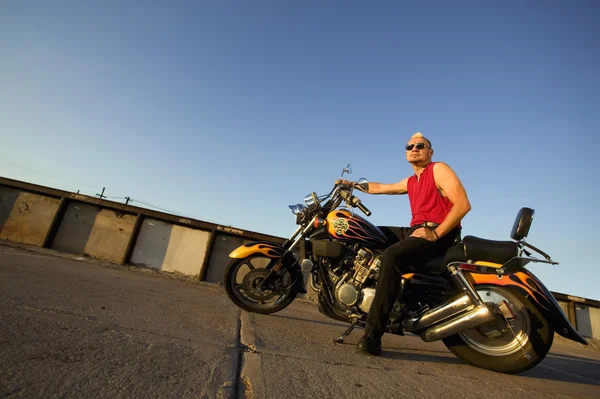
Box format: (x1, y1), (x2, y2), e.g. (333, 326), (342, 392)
(342, 132), (472, 355)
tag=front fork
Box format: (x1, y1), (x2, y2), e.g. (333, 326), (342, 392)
(260, 217), (317, 289)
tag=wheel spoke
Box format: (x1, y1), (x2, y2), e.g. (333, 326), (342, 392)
(227, 254), (295, 311)
(460, 287), (531, 356)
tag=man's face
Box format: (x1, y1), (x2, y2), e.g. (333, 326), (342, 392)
(405, 137), (433, 164)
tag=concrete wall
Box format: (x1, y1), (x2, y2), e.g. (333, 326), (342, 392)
(0, 186), (60, 246)
(576, 305), (593, 338)
(52, 202), (136, 263)
(591, 307), (600, 340)
(204, 233), (252, 284)
(130, 218), (210, 276)
(0, 186), (20, 232)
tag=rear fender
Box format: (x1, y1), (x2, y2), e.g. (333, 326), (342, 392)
(229, 241), (306, 294)
(468, 269), (587, 345)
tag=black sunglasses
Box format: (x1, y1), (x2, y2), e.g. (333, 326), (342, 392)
(405, 143), (428, 151)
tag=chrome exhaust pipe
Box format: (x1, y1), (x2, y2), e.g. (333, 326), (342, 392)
(420, 304), (495, 342)
(403, 293), (473, 332)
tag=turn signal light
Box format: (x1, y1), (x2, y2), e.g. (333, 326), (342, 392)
(313, 217), (327, 228)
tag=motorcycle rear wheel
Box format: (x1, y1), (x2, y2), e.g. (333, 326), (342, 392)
(442, 285), (553, 374)
(224, 255), (297, 314)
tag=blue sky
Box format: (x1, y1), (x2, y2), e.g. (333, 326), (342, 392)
(1, 1), (599, 300)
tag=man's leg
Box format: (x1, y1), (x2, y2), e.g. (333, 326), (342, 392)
(357, 232), (456, 355)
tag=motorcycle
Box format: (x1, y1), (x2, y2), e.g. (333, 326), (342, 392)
(223, 164), (587, 374)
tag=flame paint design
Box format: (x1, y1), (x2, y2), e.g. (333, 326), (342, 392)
(326, 210), (387, 246)
(229, 241), (284, 259)
(405, 268), (586, 344)
(469, 270), (553, 313)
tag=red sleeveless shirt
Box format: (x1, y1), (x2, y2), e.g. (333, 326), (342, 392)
(407, 162), (454, 227)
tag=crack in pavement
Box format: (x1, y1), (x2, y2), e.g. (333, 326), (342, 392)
(221, 309), (245, 399)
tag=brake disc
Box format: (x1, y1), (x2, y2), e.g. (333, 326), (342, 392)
(242, 269), (279, 301)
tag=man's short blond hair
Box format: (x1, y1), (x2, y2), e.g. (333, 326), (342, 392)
(411, 132), (432, 148)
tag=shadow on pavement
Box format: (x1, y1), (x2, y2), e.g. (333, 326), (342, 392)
(271, 311), (600, 385)
(520, 353), (600, 386)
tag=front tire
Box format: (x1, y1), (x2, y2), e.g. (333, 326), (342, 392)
(443, 286), (553, 374)
(224, 255), (297, 314)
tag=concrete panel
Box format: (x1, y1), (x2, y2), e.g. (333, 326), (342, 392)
(52, 202), (101, 255)
(130, 219), (173, 269)
(204, 234), (251, 284)
(161, 225), (211, 276)
(576, 305), (593, 338)
(0, 189), (60, 246)
(0, 186), (21, 233)
(590, 307), (600, 340)
(83, 209), (137, 263)
(52, 203), (136, 262)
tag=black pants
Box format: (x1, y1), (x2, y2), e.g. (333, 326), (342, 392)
(365, 226), (461, 338)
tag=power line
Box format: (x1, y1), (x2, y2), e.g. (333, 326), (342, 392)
(129, 199), (183, 216)
(0, 159), (100, 189)
(1, 159), (216, 223)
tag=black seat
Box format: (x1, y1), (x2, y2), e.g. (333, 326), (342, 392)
(462, 235), (518, 265)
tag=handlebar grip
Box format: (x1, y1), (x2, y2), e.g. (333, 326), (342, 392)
(356, 200), (371, 216)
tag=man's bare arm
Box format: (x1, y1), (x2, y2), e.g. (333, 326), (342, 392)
(432, 162), (471, 238)
(352, 177), (409, 195)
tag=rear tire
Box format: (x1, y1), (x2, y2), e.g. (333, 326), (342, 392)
(443, 286), (553, 374)
(224, 256), (297, 314)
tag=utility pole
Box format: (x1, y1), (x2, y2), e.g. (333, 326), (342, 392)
(96, 187), (106, 200)
(125, 197), (131, 205)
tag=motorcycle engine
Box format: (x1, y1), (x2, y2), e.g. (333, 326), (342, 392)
(334, 247), (381, 313)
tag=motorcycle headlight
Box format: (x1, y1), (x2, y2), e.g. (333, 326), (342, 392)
(289, 204), (307, 215)
(304, 193), (315, 206)
(304, 192), (320, 207)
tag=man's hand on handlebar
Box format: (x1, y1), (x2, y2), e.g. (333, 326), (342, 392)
(334, 179), (367, 193)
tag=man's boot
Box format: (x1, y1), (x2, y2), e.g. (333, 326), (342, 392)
(356, 332), (382, 356)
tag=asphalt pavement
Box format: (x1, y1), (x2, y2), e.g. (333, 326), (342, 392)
(1, 243), (599, 398)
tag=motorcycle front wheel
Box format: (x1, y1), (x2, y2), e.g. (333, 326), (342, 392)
(224, 255), (297, 314)
(442, 285), (553, 374)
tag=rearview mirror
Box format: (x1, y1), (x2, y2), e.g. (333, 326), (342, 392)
(341, 163), (352, 177)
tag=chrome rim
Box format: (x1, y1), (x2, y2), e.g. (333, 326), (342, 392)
(228, 256), (292, 309)
(459, 287), (531, 356)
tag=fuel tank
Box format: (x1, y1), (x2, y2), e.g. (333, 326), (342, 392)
(326, 209), (387, 247)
